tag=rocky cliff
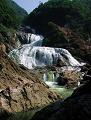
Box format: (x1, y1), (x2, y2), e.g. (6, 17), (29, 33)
(0, 47), (60, 113)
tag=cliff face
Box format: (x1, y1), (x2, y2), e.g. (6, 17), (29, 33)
(0, 48), (60, 112)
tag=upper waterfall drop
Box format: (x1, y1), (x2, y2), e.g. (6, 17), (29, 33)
(9, 33), (82, 69)
(30, 34), (43, 46)
(18, 32), (43, 45)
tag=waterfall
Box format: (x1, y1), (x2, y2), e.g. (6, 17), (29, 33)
(9, 33), (82, 69)
(43, 73), (48, 81)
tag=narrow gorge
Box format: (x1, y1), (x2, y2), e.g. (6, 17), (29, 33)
(0, 0), (91, 120)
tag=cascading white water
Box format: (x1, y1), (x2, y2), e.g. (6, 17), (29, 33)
(9, 33), (82, 69)
(43, 73), (48, 82)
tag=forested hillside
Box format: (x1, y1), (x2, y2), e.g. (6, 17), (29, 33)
(0, 0), (28, 52)
(24, 0), (91, 38)
(0, 0), (27, 29)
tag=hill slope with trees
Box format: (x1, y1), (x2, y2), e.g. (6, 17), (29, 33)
(0, 0), (28, 52)
(24, 0), (91, 38)
(0, 0), (27, 29)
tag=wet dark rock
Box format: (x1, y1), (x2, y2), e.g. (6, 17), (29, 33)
(19, 64), (29, 70)
(0, 63), (3, 71)
(56, 74), (68, 86)
(56, 58), (66, 67)
(81, 64), (91, 72)
(80, 67), (91, 84)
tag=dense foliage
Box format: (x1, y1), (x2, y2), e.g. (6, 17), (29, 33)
(0, 0), (27, 29)
(43, 22), (69, 47)
(24, 0), (91, 37)
(0, 0), (28, 51)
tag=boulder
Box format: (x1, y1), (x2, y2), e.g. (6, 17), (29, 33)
(56, 70), (82, 87)
(56, 73), (68, 86)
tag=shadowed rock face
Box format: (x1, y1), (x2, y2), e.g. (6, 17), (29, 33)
(0, 50), (60, 113)
(0, 108), (11, 120)
(43, 25), (91, 64)
(32, 78), (91, 120)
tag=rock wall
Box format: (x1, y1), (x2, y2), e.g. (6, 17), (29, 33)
(0, 50), (60, 112)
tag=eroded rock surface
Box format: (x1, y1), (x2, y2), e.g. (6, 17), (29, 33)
(0, 50), (60, 112)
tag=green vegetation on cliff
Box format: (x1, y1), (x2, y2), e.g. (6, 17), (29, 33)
(24, 0), (91, 37)
(0, 0), (28, 51)
(0, 0), (27, 29)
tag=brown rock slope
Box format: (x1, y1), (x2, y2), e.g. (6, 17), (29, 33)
(0, 50), (60, 112)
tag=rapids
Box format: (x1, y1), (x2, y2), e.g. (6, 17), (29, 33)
(9, 33), (82, 69)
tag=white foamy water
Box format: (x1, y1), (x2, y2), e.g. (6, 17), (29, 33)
(9, 34), (82, 69)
